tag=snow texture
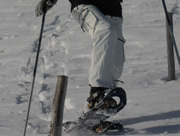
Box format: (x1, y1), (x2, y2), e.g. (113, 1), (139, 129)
(0, 0), (180, 136)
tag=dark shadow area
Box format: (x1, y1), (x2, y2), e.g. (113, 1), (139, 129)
(106, 110), (180, 135)
(121, 110), (180, 126)
(143, 124), (180, 134)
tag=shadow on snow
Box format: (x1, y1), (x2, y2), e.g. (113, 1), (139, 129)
(114, 110), (180, 135)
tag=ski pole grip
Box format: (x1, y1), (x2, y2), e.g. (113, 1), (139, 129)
(43, 0), (48, 14)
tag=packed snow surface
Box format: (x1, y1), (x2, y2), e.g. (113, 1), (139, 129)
(0, 0), (180, 136)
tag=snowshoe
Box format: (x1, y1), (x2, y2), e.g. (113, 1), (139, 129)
(62, 87), (127, 133)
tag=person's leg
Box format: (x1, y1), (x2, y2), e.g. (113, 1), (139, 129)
(83, 5), (120, 88)
(72, 5), (125, 89)
(72, 5), (126, 112)
(106, 17), (125, 87)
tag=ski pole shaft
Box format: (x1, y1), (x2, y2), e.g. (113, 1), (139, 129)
(162, 0), (180, 66)
(23, 12), (46, 136)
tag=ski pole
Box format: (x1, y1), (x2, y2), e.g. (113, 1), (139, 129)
(23, 6), (47, 136)
(162, 0), (180, 66)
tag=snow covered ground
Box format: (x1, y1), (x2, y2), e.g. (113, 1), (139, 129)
(0, 0), (180, 136)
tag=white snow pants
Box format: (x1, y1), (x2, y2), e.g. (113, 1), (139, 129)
(72, 4), (125, 88)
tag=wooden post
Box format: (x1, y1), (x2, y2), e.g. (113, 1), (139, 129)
(49, 75), (68, 136)
(166, 12), (175, 81)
